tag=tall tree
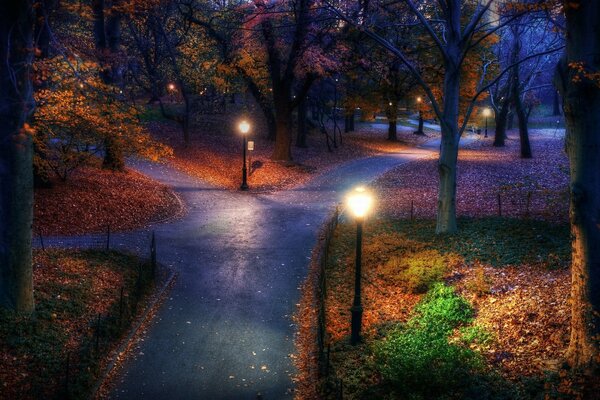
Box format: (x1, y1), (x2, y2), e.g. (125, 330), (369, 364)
(327, 0), (562, 233)
(0, 0), (35, 313)
(555, 0), (600, 371)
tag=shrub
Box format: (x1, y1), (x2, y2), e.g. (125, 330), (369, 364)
(380, 249), (454, 294)
(374, 284), (483, 398)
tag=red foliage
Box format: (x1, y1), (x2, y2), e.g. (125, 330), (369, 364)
(34, 166), (182, 236)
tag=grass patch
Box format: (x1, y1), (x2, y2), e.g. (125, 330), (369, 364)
(383, 218), (569, 268)
(374, 284), (484, 398)
(318, 217), (571, 399)
(0, 249), (155, 400)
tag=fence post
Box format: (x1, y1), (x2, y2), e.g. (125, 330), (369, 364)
(326, 344), (331, 377)
(150, 231), (157, 278)
(106, 224), (111, 250)
(64, 352), (70, 399)
(95, 313), (101, 354)
(525, 191), (532, 218)
(497, 193), (502, 217)
(137, 262), (143, 296)
(39, 229), (45, 252)
(118, 286), (124, 326)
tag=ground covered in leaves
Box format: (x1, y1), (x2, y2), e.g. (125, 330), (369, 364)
(0, 250), (155, 400)
(34, 166), (182, 236)
(293, 129), (600, 399)
(149, 119), (432, 192)
(374, 129), (569, 222)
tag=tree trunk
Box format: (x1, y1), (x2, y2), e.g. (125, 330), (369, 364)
(510, 30), (532, 159)
(344, 107), (355, 133)
(0, 0), (35, 313)
(34, 0), (54, 58)
(296, 96), (308, 148)
(493, 100), (510, 147)
(553, 89), (561, 116)
(556, 0), (600, 371)
(272, 108), (293, 161)
(103, 136), (124, 171)
(436, 61), (461, 234)
(507, 109), (515, 130)
(515, 96), (532, 158)
(270, 77), (294, 160)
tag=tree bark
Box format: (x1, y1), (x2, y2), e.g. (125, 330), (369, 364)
(0, 0), (35, 313)
(273, 102), (293, 161)
(556, 0), (600, 371)
(493, 99), (510, 147)
(436, 58), (461, 234)
(553, 89), (561, 116)
(102, 136), (125, 170)
(510, 27), (532, 159)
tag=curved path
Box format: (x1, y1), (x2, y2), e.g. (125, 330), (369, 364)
(103, 139), (446, 399)
(45, 137), (461, 399)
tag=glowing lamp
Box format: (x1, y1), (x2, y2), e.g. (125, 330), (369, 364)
(239, 120), (250, 135)
(347, 187), (373, 219)
(483, 108), (492, 117)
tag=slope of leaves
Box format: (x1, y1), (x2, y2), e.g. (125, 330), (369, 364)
(151, 119), (432, 192)
(34, 165), (182, 236)
(0, 250), (151, 400)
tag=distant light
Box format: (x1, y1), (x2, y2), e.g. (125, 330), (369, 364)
(416, 96), (422, 103)
(168, 83), (176, 91)
(239, 120), (250, 135)
(348, 187), (373, 218)
(79, 83), (84, 88)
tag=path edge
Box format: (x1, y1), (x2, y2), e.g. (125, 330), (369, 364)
(90, 263), (177, 399)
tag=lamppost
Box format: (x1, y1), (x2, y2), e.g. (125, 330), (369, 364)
(483, 108), (491, 138)
(239, 120), (250, 190)
(415, 96), (424, 135)
(347, 186), (373, 345)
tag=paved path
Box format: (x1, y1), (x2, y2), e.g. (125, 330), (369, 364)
(53, 138), (450, 399)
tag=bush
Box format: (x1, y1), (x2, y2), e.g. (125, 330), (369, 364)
(375, 284), (483, 398)
(380, 249), (455, 293)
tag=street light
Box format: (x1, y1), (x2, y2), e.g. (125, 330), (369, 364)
(483, 108), (492, 138)
(415, 96), (424, 135)
(347, 186), (373, 345)
(239, 120), (250, 190)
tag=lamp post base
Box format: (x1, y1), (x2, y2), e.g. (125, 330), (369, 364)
(350, 304), (363, 345)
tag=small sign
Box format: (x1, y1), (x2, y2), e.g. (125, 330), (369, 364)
(248, 141), (255, 151)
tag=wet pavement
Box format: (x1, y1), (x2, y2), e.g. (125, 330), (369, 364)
(98, 139), (444, 399)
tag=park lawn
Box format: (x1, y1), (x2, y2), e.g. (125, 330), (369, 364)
(148, 118), (433, 192)
(34, 165), (182, 236)
(0, 249), (155, 400)
(313, 217), (574, 399)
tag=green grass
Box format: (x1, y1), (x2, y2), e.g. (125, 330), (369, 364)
(0, 250), (155, 400)
(382, 218), (570, 268)
(320, 217), (570, 399)
(374, 284), (485, 399)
